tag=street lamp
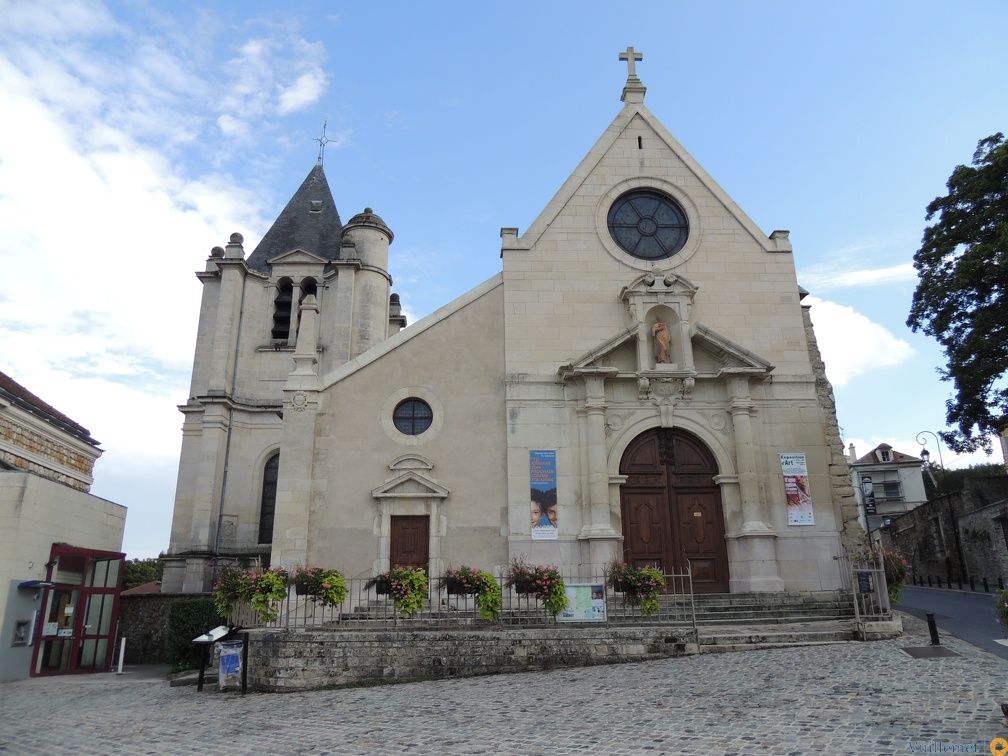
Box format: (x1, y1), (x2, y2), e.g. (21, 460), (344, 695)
(916, 430), (947, 492)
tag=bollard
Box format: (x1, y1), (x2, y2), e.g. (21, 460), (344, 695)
(926, 612), (940, 645)
(984, 577), (990, 593)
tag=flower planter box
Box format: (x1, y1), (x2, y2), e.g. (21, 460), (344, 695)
(444, 579), (478, 595)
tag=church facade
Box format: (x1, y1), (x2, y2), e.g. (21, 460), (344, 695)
(163, 51), (863, 596)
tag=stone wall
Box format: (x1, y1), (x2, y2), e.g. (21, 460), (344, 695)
(802, 306), (865, 554)
(117, 593), (201, 664)
(247, 626), (697, 691)
(0, 416), (94, 491)
(885, 476), (1008, 583)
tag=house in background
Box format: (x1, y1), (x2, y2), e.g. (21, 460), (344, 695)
(0, 371), (126, 682)
(848, 442), (928, 541)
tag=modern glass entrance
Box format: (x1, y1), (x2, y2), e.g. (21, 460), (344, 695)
(31, 546), (125, 676)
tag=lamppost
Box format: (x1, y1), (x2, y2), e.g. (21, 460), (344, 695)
(916, 430), (947, 494)
(916, 430), (966, 584)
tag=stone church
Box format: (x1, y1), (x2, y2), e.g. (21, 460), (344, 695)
(163, 50), (862, 596)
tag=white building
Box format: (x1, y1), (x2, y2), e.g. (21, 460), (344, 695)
(0, 371), (126, 681)
(163, 50), (863, 597)
(848, 442), (928, 540)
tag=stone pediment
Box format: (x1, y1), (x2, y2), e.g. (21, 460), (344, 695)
(558, 321), (772, 378)
(691, 323), (773, 375)
(560, 326), (637, 375)
(371, 470), (449, 500)
(267, 248), (328, 267)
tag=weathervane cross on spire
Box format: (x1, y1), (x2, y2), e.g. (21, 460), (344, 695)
(619, 46), (643, 78)
(314, 120), (332, 165)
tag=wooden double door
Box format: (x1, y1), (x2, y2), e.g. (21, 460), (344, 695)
(619, 428), (729, 593)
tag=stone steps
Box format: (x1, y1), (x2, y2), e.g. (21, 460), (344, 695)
(697, 620), (855, 654)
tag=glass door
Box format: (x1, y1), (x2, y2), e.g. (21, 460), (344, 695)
(31, 548), (124, 676)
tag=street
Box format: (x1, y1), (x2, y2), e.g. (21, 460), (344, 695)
(896, 585), (1008, 660)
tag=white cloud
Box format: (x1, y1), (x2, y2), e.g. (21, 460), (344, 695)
(800, 262), (917, 293)
(278, 69), (328, 115)
(804, 297), (915, 386)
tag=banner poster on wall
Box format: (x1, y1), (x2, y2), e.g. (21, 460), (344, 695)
(780, 452), (814, 525)
(530, 450), (558, 541)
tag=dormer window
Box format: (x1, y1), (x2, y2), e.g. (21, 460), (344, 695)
(880, 450), (891, 462)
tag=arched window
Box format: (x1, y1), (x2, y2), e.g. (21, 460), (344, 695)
(271, 279), (293, 340)
(258, 453), (280, 544)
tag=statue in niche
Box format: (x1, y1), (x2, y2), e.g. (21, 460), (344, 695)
(652, 315), (671, 365)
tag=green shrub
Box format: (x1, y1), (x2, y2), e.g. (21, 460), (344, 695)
(166, 598), (223, 673)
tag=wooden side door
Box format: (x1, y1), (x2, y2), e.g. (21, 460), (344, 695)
(390, 515), (430, 572)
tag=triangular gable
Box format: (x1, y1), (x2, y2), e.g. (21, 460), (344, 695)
(371, 470), (449, 500)
(267, 248), (329, 267)
(692, 323), (774, 374)
(507, 102), (791, 255)
(321, 273), (503, 387)
(562, 326), (637, 371)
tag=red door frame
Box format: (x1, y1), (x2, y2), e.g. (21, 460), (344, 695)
(30, 544), (125, 676)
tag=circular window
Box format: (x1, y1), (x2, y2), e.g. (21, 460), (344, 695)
(607, 190), (688, 260)
(392, 399), (433, 435)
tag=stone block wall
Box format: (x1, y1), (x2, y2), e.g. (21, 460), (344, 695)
(0, 416), (94, 492)
(247, 626), (697, 691)
(885, 476), (1008, 583)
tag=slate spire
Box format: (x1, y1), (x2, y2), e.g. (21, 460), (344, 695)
(246, 161), (343, 272)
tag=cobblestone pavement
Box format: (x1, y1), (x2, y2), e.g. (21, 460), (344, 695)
(2, 614), (1007, 755)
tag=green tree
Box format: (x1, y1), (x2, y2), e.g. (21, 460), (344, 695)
(123, 557), (164, 590)
(907, 133), (1008, 453)
(922, 461), (1007, 500)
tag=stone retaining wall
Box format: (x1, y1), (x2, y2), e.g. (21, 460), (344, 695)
(247, 626), (698, 691)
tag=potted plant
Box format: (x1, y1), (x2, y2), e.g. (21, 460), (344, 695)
(213, 562), (252, 618)
(213, 563), (288, 624)
(292, 565), (347, 608)
(442, 565), (502, 622)
(505, 557), (567, 616)
(606, 561), (664, 616)
(882, 550), (910, 604)
(366, 567), (428, 617)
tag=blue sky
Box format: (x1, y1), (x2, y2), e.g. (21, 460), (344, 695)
(1, 1), (1006, 558)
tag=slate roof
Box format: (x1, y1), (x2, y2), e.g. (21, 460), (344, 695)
(245, 162), (343, 273)
(0, 370), (98, 446)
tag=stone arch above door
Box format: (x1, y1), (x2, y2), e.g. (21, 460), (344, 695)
(618, 427), (730, 592)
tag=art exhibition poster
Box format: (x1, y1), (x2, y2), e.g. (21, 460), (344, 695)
(780, 452), (814, 525)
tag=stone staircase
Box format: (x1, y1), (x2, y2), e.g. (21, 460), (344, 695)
(689, 592), (857, 653)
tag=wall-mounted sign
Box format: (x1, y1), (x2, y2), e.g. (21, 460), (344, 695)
(780, 453), (814, 525)
(530, 450), (558, 541)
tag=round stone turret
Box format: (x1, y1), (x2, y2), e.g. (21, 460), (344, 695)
(343, 208), (394, 359)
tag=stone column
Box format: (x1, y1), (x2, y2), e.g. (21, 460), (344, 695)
(575, 369), (621, 570)
(271, 296), (321, 569)
(724, 374), (784, 591)
(726, 376), (765, 531)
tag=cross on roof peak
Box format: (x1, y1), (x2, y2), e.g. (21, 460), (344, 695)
(314, 120), (332, 165)
(619, 46), (643, 79)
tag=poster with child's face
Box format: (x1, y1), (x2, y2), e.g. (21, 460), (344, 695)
(530, 450), (558, 540)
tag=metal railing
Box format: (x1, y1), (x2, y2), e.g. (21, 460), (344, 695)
(836, 549), (891, 625)
(226, 568), (695, 631)
(912, 573), (1005, 593)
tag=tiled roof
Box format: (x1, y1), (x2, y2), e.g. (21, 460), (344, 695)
(0, 370), (98, 445)
(245, 162), (343, 272)
(854, 443), (920, 465)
